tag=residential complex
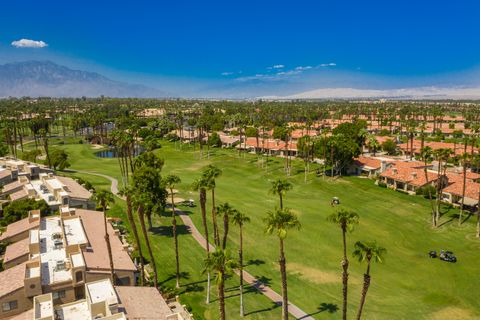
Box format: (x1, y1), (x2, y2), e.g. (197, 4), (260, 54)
(0, 161), (94, 211)
(5, 278), (187, 320)
(0, 208), (137, 318)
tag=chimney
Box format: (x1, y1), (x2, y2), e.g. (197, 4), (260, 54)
(412, 172), (417, 179)
(392, 168), (398, 175)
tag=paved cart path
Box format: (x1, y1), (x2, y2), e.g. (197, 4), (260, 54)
(76, 169), (314, 320)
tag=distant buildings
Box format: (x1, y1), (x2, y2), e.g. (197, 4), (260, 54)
(349, 155), (480, 208)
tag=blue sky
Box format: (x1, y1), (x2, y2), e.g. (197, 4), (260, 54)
(1, 0), (480, 96)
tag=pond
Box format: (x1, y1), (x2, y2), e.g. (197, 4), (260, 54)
(95, 146), (145, 158)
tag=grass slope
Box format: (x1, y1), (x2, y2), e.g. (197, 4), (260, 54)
(52, 139), (480, 319)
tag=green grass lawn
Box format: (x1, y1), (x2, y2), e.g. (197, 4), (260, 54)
(52, 139), (480, 319)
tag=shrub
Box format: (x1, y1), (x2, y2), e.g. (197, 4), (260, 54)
(1, 199), (50, 226)
(378, 181), (387, 188)
(417, 185), (436, 198)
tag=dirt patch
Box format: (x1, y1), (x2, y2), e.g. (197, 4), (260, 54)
(91, 144), (104, 150)
(288, 263), (340, 284)
(429, 307), (474, 320)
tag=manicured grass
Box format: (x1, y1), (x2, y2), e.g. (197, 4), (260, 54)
(57, 139), (480, 319)
(56, 141), (284, 319)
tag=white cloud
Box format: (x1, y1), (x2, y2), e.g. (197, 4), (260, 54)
(221, 72), (234, 76)
(295, 66), (312, 71)
(318, 62), (336, 67)
(11, 38), (48, 48)
(267, 64), (285, 70)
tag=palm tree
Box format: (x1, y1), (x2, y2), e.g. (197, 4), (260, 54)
(118, 187), (145, 285)
(270, 179), (292, 209)
(327, 209), (359, 320)
(367, 135), (380, 156)
(232, 210), (250, 317)
(131, 167), (162, 289)
(203, 249), (238, 320)
(192, 176), (212, 303)
(217, 202), (236, 250)
(353, 241), (387, 320)
(264, 207), (301, 320)
(420, 146), (436, 227)
(164, 174), (182, 288)
(473, 154), (480, 238)
(91, 190), (116, 283)
(459, 139), (469, 225)
(203, 165), (222, 246)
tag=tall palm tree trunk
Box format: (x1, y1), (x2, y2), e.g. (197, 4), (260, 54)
(423, 165), (436, 227)
(171, 190), (181, 288)
(212, 189), (220, 246)
(477, 185), (480, 238)
(126, 194), (144, 285)
(103, 207), (116, 284)
(459, 143), (468, 225)
(279, 238), (289, 320)
(218, 274), (226, 320)
(199, 189), (211, 303)
(356, 262), (371, 320)
(341, 228), (349, 320)
(138, 205), (158, 288)
(222, 214), (229, 250)
(239, 224), (245, 317)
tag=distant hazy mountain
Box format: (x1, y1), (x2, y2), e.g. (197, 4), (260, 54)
(263, 86), (480, 100)
(0, 60), (162, 98)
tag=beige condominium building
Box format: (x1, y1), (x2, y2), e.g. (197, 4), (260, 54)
(1, 173), (95, 211)
(0, 209), (138, 319)
(5, 278), (188, 320)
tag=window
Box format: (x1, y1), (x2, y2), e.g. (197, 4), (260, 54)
(52, 290), (66, 300)
(75, 271), (83, 282)
(2, 301), (18, 312)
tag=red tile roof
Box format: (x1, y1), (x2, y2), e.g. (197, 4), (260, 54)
(443, 181), (480, 200)
(380, 161), (439, 187)
(353, 156), (382, 170)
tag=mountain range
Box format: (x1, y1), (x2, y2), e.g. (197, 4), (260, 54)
(1, 60), (479, 100)
(0, 60), (162, 98)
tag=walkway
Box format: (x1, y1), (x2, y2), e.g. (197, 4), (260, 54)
(77, 170), (314, 320)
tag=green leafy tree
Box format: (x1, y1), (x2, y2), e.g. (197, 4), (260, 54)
(49, 149), (70, 170)
(1, 199), (49, 226)
(22, 149), (42, 163)
(381, 139), (397, 155)
(0, 143), (8, 157)
(208, 132), (222, 147)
